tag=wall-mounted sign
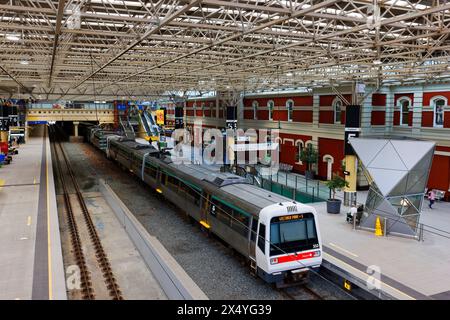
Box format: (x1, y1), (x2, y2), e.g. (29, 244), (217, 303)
(156, 109), (165, 125)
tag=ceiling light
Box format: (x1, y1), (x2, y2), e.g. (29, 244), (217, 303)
(6, 34), (20, 41)
(286, 72), (294, 77)
(373, 59), (382, 65)
(20, 60), (29, 65)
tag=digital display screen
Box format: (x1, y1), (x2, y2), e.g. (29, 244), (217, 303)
(274, 214), (304, 222)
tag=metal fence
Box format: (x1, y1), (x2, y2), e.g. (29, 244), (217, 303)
(248, 169), (329, 203)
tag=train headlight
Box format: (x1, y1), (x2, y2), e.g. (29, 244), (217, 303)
(270, 258), (278, 265)
(313, 250), (321, 257)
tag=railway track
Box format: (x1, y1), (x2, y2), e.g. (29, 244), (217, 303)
(280, 285), (324, 300)
(50, 126), (123, 300)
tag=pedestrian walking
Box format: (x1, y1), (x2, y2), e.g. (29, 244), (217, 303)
(428, 190), (436, 209)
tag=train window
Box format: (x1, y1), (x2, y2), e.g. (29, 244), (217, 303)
(179, 180), (201, 206)
(167, 174), (179, 189)
(216, 204), (231, 225)
(269, 213), (318, 256)
(144, 165), (157, 178)
(161, 173), (167, 185)
(257, 224), (266, 253)
(189, 187), (201, 206)
(250, 218), (258, 242)
(231, 210), (250, 237)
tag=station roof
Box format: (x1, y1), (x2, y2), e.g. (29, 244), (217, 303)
(0, 0), (449, 100)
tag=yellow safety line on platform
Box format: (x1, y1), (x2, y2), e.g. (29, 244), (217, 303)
(46, 134), (53, 300)
(328, 242), (359, 258)
(323, 252), (416, 300)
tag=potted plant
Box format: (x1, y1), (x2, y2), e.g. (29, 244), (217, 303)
(298, 144), (318, 179)
(325, 172), (349, 214)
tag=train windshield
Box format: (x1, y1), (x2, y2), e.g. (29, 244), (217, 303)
(269, 212), (319, 256)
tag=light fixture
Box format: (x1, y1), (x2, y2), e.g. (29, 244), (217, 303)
(400, 198), (410, 206)
(6, 33), (20, 41)
(373, 59), (382, 65)
(20, 59), (29, 65)
(286, 72), (294, 77)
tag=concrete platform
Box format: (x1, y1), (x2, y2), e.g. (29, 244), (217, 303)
(310, 194), (450, 300)
(0, 125), (66, 300)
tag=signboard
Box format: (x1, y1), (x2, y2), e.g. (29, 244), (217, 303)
(0, 118), (8, 131)
(226, 106), (237, 130)
(27, 121), (48, 125)
(156, 109), (165, 125)
(174, 106), (184, 129)
(344, 105), (361, 155)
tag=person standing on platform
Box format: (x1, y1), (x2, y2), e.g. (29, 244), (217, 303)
(428, 190), (436, 209)
(347, 204), (358, 223)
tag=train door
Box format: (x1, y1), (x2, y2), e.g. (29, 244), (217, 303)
(248, 216), (258, 274)
(200, 193), (211, 229)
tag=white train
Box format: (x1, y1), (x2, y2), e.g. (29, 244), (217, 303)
(89, 128), (322, 286)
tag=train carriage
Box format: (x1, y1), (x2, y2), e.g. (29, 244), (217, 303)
(91, 127), (322, 287)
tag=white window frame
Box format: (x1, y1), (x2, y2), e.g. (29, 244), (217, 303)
(295, 140), (304, 164)
(201, 102), (205, 117)
(286, 99), (294, 122)
(332, 98), (342, 124)
(252, 100), (259, 120)
(431, 96), (446, 128)
(268, 100), (274, 120)
(397, 97), (412, 126)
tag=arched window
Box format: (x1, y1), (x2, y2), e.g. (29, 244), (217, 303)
(268, 100), (274, 120)
(431, 96), (446, 127)
(295, 140), (304, 164)
(398, 97), (411, 126)
(286, 99), (294, 122)
(252, 100), (259, 120)
(333, 98), (342, 124)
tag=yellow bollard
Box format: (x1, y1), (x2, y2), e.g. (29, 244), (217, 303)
(375, 216), (383, 236)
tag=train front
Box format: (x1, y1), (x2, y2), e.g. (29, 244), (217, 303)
(255, 202), (322, 287)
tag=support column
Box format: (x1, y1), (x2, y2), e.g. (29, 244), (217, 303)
(343, 104), (361, 206)
(385, 89), (395, 135)
(360, 90), (373, 136)
(312, 93), (320, 129)
(73, 121), (79, 137)
(0, 131), (7, 143)
(344, 155), (357, 205)
(412, 90), (423, 136)
(215, 93), (220, 120)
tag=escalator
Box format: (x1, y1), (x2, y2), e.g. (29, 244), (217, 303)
(140, 109), (160, 141)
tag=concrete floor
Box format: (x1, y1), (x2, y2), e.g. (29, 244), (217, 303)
(0, 126), (66, 300)
(310, 198), (450, 299)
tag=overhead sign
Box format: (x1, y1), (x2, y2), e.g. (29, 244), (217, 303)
(28, 121), (48, 125)
(344, 105), (361, 155)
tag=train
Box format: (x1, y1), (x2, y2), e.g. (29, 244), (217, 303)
(87, 126), (322, 287)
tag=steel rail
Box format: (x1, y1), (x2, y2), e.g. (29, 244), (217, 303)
(50, 125), (123, 300)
